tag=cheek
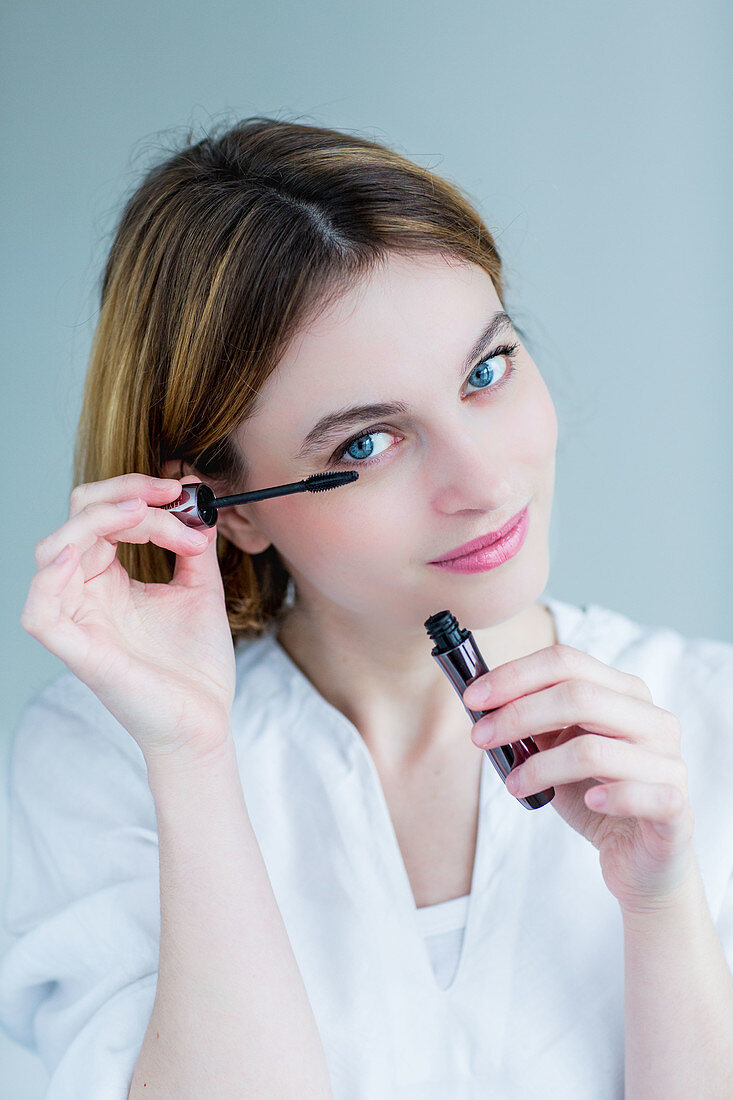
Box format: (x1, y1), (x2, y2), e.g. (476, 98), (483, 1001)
(264, 489), (411, 576)
(513, 375), (558, 465)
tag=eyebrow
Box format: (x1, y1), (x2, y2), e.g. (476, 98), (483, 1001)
(295, 310), (516, 460)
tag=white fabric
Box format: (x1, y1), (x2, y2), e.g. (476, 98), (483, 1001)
(2, 594), (733, 1099)
(416, 894), (470, 990)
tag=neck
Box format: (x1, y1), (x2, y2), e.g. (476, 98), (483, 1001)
(276, 601), (557, 769)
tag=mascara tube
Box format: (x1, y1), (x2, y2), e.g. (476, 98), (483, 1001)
(156, 471), (359, 531)
(424, 610), (554, 810)
(160, 482), (218, 530)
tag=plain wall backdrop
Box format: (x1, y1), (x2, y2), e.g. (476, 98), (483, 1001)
(1, 0), (731, 1093)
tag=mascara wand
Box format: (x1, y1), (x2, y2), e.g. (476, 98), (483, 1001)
(159, 470), (359, 530)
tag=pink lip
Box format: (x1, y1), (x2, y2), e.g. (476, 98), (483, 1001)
(428, 507), (529, 563)
(428, 506), (529, 573)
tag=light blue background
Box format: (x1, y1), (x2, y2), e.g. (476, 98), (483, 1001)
(2, 0), (731, 1093)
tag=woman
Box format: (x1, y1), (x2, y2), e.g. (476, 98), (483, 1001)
(1, 117), (732, 1098)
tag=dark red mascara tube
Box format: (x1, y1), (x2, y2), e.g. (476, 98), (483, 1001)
(424, 610), (554, 810)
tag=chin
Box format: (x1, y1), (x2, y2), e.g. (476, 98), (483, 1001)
(430, 549), (550, 633)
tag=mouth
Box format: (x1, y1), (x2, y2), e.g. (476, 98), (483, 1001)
(428, 506), (529, 564)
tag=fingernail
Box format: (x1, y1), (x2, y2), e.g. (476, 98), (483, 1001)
(118, 497), (142, 510)
(471, 721), (490, 747)
(506, 770), (521, 794)
(464, 685), (488, 707)
(53, 544), (73, 565)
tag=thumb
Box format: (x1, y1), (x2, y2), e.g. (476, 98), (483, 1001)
(171, 525), (224, 593)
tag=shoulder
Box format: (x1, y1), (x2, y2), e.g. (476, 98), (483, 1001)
(9, 668), (149, 798)
(574, 601), (733, 709)
(4, 671), (158, 937)
(231, 628), (306, 747)
(569, 601), (733, 908)
(553, 595), (733, 801)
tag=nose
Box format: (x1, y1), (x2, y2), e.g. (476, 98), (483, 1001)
(426, 430), (514, 514)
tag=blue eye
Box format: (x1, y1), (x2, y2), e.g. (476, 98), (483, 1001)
(464, 347), (514, 395)
(329, 342), (520, 469)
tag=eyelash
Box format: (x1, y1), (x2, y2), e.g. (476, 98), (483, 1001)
(327, 342), (521, 469)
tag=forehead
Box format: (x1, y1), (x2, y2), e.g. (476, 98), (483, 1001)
(237, 253), (503, 452)
(273, 254), (500, 389)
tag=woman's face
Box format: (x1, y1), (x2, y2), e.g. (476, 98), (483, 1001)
(225, 251), (557, 636)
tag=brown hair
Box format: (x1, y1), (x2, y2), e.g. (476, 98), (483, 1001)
(73, 115), (518, 644)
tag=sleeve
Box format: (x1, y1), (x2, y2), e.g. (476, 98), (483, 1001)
(681, 635), (733, 983)
(716, 864), (733, 979)
(0, 675), (161, 1099)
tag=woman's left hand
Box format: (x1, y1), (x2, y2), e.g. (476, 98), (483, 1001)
(463, 644), (697, 912)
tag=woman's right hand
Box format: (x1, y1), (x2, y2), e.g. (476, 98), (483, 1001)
(21, 473), (238, 765)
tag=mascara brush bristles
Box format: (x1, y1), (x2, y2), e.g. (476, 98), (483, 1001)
(302, 471), (359, 492)
(210, 470), (359, 509)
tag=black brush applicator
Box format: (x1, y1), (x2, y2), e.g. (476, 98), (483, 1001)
(157, 470), (359, 530)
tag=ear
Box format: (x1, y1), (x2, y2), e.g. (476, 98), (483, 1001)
(158, 458), (272, 556)
(213, 506), (272, 556)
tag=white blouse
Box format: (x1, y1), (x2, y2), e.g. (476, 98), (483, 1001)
(2, 594), (733, 1099)
(417, 894), (470, 990)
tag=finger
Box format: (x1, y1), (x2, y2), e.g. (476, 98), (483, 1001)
(35, 498), (209, 572)
(472, 679), (679, 754)
(68, 473), (183, 519)
(462, 643), (654, 710)
(170, 523), (224, 592)
(503, 735), (686, 800)
(20, 543), (90, 671)
(584, 779), (694, 840)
